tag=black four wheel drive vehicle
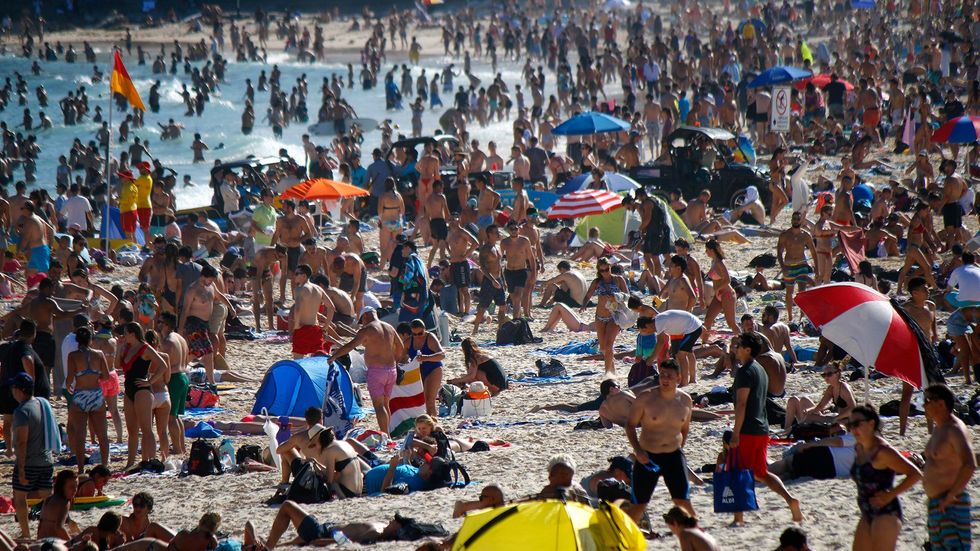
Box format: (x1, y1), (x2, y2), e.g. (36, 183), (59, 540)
(629, 126), (770, 209)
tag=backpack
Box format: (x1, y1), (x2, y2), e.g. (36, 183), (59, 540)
(187, 439), (223, 477)
(235, 444), (262, 465)
(495, 318), (541, 345)
(536, 358), (567, 378)
(286, 460), (332, 503)
(187, 383), (219, 409)
(431, 430), (455, 461)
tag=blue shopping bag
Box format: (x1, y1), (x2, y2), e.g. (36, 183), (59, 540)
(713, 450), (759, 513)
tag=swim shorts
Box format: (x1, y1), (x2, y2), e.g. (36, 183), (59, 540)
(167, 372), (190, 416)
(631, 448), (690, 504)
(477, 215), (494, 230)
(121, 210), (138, 235)
(366, 365), (397, 399)
(734, 433), (769, 477)
(942, 202), (964, 228)
(477, 278), (506, 309)
(782, 262), (813, 285)
(504, 268), (529, 292)
(137, 208), (151, 229)
(669, 326), (703, 355)
(451, 261), (471, 288)
(429, 218), (449, 241)
(298, 515), (335, 544)
(28, 244), (51, 273)
(292, 325), (326, 356)
(185, 316), (214, 358)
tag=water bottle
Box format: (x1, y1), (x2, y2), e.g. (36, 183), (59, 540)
(276, 416), (292, 445)
(438, 311), (451, 346)
(218, 438), (235, 460)
(331, 529), (352, 546)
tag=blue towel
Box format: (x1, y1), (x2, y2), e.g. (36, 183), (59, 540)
(183, 407), (225, 418)
(37, 398), (62, 453)
(185, 421), (223, 438)
(784, 346), (817, 362)
(536, 340), (599, 356)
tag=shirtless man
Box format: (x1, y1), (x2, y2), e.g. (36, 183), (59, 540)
(423, 180), (450, 267)
(341, 221), (364, 255)
(297, 238), (331, 276)
(832, 174), (856, 227)
(251, 246), (286, 332)
(377, 178), (405, 266)
(759, 305), (798, 366)
(510, 176), (529, 222)
(316, 275), (357, 336)
(638, 188), (664, 277)
(939, 159), (967, 252)
(643, 94), (664, 159)
(446, 219), (479, 316)
(331, 253), (367, 314)
(510, 145), (530, 181)
(271, 200), (311, 303)
(519, 209), (545, 316)
(921, 383), (976, 551)
(273, 406), (325, 485)
(328, 308), (403, 435)
(474, 175), (500, 240)
(469, 139), (487, 172)
(22, 277), (87, 396)
(156, 313), (189, 456)
(897, 277), (938, 437)
(178, 265), (234, 384)
(18, 202), (54, 279)
(290, 265), (332, 359)
(472, 224), (507, 335)
(500, 220), (535, 320)
(624, 360), (695, 522)
(539, 260), (587, 309)
(776, 212), (816, 322)
(614, 133), (641, 169)
(660, 255), (697, 312)
(486, 141), (504, 171)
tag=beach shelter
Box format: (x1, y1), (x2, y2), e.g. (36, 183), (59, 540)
(251, 357), (361, 437)
(451, 500), (645, 551)
(388, 359), (426, 438)
(737, 18), (767, 35)
(574, 195), (692, 246)
(552, 112), (631, 136)
(98, 206), (145, 247)
(747, 66), (813, 88)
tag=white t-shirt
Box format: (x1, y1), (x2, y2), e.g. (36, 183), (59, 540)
(948, 264), (980, 303)
(60, 333), (79, 391)
(830, 432), (857, 478)
(60, 195), (92, 229)
(654, 310), (701, 336)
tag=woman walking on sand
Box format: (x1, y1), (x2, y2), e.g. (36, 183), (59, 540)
(580, 257), (629, 374)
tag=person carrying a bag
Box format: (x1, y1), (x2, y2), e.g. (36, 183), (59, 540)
(730, 332), (804, 524)
(624, 359), (695, 524)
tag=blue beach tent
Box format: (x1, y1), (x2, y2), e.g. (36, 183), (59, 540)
(251, 357), (361, 431)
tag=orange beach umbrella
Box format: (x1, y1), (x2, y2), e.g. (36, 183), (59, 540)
(281, 178), (369, 201)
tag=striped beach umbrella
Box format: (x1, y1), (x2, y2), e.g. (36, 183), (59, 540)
(547, 189), (624, 219)
(930, 115), (980, 144)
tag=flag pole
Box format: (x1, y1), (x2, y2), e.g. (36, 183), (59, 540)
(103, 46), (115, 254)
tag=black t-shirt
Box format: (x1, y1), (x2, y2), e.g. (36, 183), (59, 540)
(734, 360), (768, 435)
(825, 81), (847, 105)
(944, 99), (965, 120)
(2, 341), (48, 398)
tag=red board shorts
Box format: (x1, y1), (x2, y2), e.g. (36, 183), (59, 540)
(292, 325), (325, 355)
(735, 433), (769, 477)
(137, 208), (151, 229)
(120, 210), (138, 234)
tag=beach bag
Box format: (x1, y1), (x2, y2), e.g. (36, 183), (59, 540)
(495, 318), (540, 345)
(536, 358), (567, 378)
(713, 451), (758, 513)
(188, 439), (223, 477)
(261, 408), (281, 469)
(393, 514), (450, 541)
(628, 361), (657, 388)
(235, 444), (262, 465)
(765, 398), (787, 427)
(286, 461), (331, 503)
(361, 251), (381, 270)
(461, 383), (492, 418)
(186, 383), (219, 409)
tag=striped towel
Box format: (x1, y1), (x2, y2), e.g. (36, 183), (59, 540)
(388, 359), (425, 438)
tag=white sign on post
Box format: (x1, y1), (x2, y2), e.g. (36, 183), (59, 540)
(770, 86), (791, 133)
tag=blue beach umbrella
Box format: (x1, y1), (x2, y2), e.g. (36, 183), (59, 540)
(555, 172), (641, 195)
(851, 0), (876, 8)
(930, 115), (980, 144)
(737, 18), (767, 34)
(747, 66), (813, 88)
(552, 112), (631, 136)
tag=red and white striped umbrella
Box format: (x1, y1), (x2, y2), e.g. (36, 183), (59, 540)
(794, 282), (938, 389)
(547, 189), (624, 219)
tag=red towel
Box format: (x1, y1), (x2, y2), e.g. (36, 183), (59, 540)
(838, 229), (866, 274)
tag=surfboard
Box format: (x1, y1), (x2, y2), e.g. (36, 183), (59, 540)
(27, 495), (125, 510)
(307, 118), (379, 136)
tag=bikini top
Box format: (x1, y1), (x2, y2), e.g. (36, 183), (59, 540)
(596, 277), (618, 296)
(77, 350), (100, 377)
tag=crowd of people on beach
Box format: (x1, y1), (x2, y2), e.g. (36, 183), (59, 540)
(0, 0), (976, 548)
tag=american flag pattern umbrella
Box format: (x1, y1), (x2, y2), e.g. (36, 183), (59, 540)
(794, 282), (943, 389)
(547, 189), (624, 219)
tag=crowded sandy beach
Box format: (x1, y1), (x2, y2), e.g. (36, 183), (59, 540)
(0, 0), (975, 549)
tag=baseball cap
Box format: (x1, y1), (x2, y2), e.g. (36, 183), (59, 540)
(9, 372), (33, 392)
(358, 306), (376, 319)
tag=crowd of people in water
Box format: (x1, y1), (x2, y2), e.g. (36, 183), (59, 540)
(0, 0), (976, 548)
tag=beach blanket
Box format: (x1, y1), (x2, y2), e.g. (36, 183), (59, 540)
(510, 370), (600, 385)
(458, 416), (592, 430)
(536, 340), (599, 356)
(838, 229), (866, 274)
(38, 398), (62, 453)
(183, 407), (225, 418)
(388, 359), (425, 438)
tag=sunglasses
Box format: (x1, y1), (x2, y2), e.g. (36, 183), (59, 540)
(411, 331), (424, 336)
(847, 418), (868, 429)
(598, 267), (610, 273)
(821, 371), (838, 379)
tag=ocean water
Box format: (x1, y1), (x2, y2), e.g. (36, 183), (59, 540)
(0, 48), (536, 209)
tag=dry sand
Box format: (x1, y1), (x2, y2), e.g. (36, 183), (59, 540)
(0, 12), (976, 551)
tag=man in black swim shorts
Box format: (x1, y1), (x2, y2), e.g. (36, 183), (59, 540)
(624, 360), (695, 522)
(263, 500), (403, 547)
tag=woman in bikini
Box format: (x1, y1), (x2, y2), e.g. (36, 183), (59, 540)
(378, 177), (405, 266)
(701, 239), (740, 343)
(848, 404), (921, 551)
(65, 326), (111, 471)
(159, 242), (180, 315)
(580, 257), (630, 374)
(782, 361), (856, 432)
(288, 426), (365, 498)
(144, 330), (172, 464)
(897, 201), (939, 291)
(118, 322), (169, 470)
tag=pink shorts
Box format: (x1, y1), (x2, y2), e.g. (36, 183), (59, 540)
(100, 370), (121, 398)
(366, 366), (397, 400)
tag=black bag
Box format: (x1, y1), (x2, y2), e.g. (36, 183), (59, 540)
(495, 318), (541, 345)
(748, 252), (778, 269)
(536, 358), (567, 378)
(627, 361), (657, 388)
(286, 461), (332, 503)
(188, 439), (223, 477)
(765, 398), (787, 427)
(879, 399), (923, 417)
(235, 444), (262, 465)
(393, 514), (450, 541)
(788, 422), (840, 441)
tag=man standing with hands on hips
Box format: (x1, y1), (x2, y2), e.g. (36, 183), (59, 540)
(730, 331), (803, 524)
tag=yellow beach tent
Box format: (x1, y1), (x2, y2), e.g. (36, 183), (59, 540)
(574, 195), (692, 246)
(451, 499), (645, 551)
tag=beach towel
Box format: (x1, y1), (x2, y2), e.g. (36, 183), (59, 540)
(322, 361), (355, 439)
(790, 160), (811, 213)
(458, 416), (592, 430)
(183, 407), (225, 418)
(37, 398), (62, 453)
(511, 370), (599, 385)
(536, 340), (599, 356)
(837, 229), (866, 274)
(388, 359), (425, 437)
